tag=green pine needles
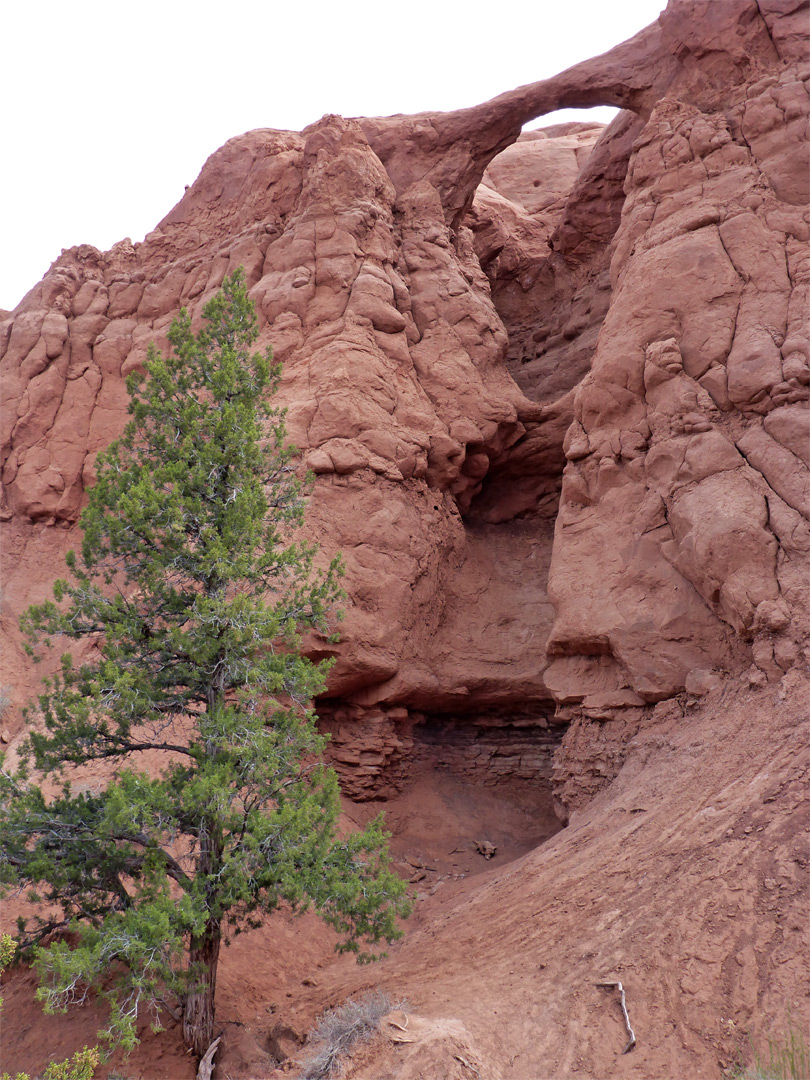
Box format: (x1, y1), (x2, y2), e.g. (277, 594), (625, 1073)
(0, 270), (410, 1060)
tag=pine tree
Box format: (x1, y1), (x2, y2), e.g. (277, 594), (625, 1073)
(0, 270), (410, 1060)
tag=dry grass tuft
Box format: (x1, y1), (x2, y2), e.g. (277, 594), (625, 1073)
(735, 1015), (810, 1080)
(301, 990), (403, 1079)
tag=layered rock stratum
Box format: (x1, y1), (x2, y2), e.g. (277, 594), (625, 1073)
(1, 1), (808, 1077)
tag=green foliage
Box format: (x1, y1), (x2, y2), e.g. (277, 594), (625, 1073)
(0, 934), (100, 1080)
(0, 1047), (100, 1080)
(0, 270), (410, 1058)
(41, 1048), (100, 1080)
(0, 932), (16, 1010)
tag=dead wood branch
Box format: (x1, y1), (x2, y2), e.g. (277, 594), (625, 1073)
(596, 980), (636, 1054)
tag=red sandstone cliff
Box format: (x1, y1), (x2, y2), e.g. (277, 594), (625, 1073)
(1, 1), (808, 1077)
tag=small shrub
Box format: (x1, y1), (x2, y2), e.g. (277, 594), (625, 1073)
(0, 934), (100, 1080)
(302, 990), (402, 1079)
(0, 1045), (99, 1080)
(40, 1048), (100, 1080)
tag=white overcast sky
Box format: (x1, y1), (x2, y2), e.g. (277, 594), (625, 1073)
(2, 0), (664, 311)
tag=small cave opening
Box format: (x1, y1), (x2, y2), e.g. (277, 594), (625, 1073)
(320, 703), (567, 892)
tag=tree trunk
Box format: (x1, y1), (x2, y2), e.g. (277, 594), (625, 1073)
(182, 918), (222, 1059)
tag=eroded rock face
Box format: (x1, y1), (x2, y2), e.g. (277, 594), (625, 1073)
(545, 2), (810, 711)
(0, 117), (559, 741)
(469, 115), (644, 406)
(1, 0), (807, 810)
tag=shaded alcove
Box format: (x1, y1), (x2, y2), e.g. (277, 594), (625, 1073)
(326, 707), (567, 893)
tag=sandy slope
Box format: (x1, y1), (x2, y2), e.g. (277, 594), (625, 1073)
(283, 669), (809, 1080)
